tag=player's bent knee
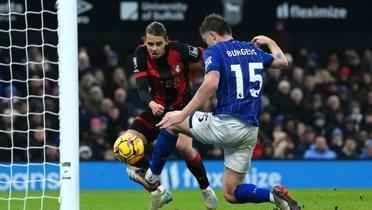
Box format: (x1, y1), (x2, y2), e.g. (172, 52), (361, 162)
(176, 142), (194, 160)
(175, 134), (193, 153)
(165, 125), (178, 135)
(223, 184), (239, 204)
(222, 190), (238, 204)
(175, 139), (187, 152)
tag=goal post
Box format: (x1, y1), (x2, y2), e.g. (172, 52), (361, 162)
(58, 0), (79, 210)
(0, 0), (79, 209)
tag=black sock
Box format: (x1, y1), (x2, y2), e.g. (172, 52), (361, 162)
(186, 152), (210, 190)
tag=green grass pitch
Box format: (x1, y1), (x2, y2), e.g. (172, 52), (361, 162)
(1, 189), (371, 210)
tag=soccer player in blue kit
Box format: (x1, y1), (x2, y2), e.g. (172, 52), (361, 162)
(140, 14), (301, 209)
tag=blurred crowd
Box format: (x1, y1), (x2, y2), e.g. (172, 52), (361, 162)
(0, 47), (60, 162)
(1, 38), (372, 163)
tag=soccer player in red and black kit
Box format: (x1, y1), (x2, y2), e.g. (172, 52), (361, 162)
(114, 22), (218, 210)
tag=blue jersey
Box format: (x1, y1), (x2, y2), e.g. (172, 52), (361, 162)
(203, 39), (273, 126)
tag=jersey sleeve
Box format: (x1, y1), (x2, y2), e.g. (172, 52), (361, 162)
(173, 41), (203, 63)
(255, 46), (274, 67)
(132, 46), (148, 78)
(203, 48), (221, 73)
(132, 47), (153, 105)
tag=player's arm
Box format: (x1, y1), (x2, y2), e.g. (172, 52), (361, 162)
(251, 35), (288, 69)
(133, 47), (164, 115)
(135, 76), (152, 105)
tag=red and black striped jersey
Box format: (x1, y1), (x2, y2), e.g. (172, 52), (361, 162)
(133, 41), (203, 110)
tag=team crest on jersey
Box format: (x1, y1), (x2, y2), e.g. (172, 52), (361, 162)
(188, 46), (199, 58)
(205, 56), (212, 69)
(172, 63), (183, 73)
(175, 65), (181, 73)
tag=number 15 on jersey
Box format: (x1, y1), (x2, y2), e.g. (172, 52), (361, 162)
(230, 62), (263, 99)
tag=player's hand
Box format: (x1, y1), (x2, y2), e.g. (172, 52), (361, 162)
(156, 111), (185, 129)
(251, 35), (275, 48)
(149, 101), (164, 116)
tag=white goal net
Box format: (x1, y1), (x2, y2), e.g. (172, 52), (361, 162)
(0, 0), (78, 209)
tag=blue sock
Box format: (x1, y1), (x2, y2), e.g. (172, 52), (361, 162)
(234, 184), (270, 203)
(150, 129), (178, 175)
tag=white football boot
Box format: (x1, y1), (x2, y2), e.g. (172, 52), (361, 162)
(201, 186), (218, 210)
(149, 185), (173, 210)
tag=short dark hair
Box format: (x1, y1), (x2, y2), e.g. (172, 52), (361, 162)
(199, 13), (232, 36)
(145, 21), (168, 38)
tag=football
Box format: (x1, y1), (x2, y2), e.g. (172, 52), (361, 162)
(113, 133), (144, 165)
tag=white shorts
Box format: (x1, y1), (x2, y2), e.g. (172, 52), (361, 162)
(189, 111), (258, 173)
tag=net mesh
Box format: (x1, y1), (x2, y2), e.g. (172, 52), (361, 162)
(0, 0), (61, 209)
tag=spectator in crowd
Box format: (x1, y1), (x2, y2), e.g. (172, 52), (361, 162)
(304, 136), (337, 159)
(46, 145), (59, 161)
(349, 101), (363, 131)
(80, 145), (93, 161)
(271, 80), (293, 117)
(259, 110), (274, 140)
(272, 131), (295, 159)
(85, 86), (104, 115)
(113, 88), (133, 127)
(78, 49), (93, 78)
(106, 107), (125, 143)
(93, 69), (106, 88)
(81, 117), (109, 160)
(289, 88), (304, 120)
(340, 138), (359, 159)
(313, 112), (327, 136)
(326, 53), (340, 76)
(359, 139), (372, 160)
(30, 126), (45, 161)
(79, 73), (97, 105)
(296, 127), (316, 158)
(104, 67), (129, 98)
(330, 128), (344, 155)
(100, 98), (114, 115)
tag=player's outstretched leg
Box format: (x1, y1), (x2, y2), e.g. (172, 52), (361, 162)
(271, 185), (301, 210)
(127, 165), (173, 210)
(224, 167), (300, 210)
(176, 134), (218, 209)
(233, 183), (301, 210)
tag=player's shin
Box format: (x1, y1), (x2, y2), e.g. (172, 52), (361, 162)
(147, 129), (178, 183)
(186, 151), (210, 190)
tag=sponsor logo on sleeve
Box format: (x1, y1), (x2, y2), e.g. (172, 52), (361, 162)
(133, 57), (138, 70)
(188, 46), (199, 58)
(205, 56), (212, 69)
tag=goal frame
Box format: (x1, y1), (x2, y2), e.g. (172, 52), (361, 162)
(57, 0), (79, 210)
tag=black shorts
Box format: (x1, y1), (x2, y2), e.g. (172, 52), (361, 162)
(128, 108), (164, 142)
